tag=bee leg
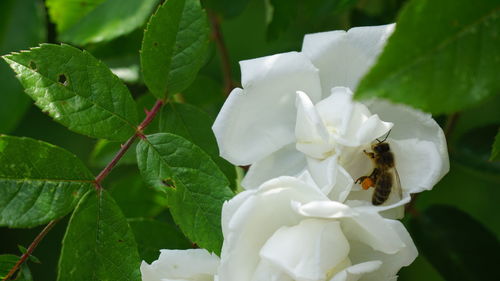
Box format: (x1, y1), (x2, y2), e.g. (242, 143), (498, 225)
(363, 150), (375, 159)
(355, 176), (368, 184)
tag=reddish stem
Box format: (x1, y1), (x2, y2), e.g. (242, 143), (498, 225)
(4, 99), (166, 279)
(94, 99), (165, 187)
(2, 220), (59, 281)
(208, 10), (234, 96)
(94, 134), (139, 186)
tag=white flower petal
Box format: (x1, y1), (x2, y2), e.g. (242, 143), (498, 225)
(302, 24), (395, 96)
(329, 261), (382, 281)
(306, 156), (354, 201)
(341, 210), (406, 254)
(316, 87), (354, 134)
(219, 177), (327, 281)
(140, 249), (219, 281)
(366, 99), (449, 189)
(295, 91), (332, 159)
(292, 200), (356, 219)
(260, 219), (350, 281)
(242, 144), (307, 190)
(348, 220), (417, 281)
(339, 102), (392, 147)
(391, 138), (444, 194)
(212, 52), (321, 165)
(251, 260), (294, 281)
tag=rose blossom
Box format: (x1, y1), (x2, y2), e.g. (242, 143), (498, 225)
(212, 24), (449, 210)
(218, 175), (417, 281)
(141, 249), (219, 281)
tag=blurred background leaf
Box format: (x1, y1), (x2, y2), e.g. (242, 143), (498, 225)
(409, 205), (500, 281)
(490, 129), (500, 161)
(129, 218), (192, 264)
(356, 0), (500, 114)
(0, 0), (46, 134)
(58, 0), (160, 45)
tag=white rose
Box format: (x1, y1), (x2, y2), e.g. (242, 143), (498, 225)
(141, 249), (219, 281)
(212, 24), (449, 210)
(218, 176), (417, 281)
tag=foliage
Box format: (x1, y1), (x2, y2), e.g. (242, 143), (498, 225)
(0, 0), (498, 280)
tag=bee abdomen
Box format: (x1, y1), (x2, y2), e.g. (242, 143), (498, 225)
(372, 173), (392, 205)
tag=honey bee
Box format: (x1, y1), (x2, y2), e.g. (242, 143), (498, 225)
(355, 131), (402, 205)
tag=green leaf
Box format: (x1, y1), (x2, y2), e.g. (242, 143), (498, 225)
(59, 0), (161, 45)
(2, 44), (138, 141)
(129, 218), (192, 263)
(0, 0), (45, 133)
(46, 0), (106, 33)
(409, 205), (500, 281)
(136, 133), (234, 254)
(490, 129), (500, 161)
(355, 0), (500, 114)
(108, 167), (168, 218)
(453, 125), (500, 174)
(141, 0), (210, 98)
(58, 190), (141, 281)
(17, 246), (40, 264)
(0, 254), (17, 279)
(0, 253), (34, 281)
(159, 102), (236, 187)
(181, 75), (225, 118)
(0, 135), (94, 228)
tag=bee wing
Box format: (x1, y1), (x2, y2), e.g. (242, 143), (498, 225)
(392, 167), (403, 200)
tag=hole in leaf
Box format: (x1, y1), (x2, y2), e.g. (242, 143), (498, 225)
(29, 61), (37, 70)
(58, 74), (68, 86)
(161, 178), (175, 188)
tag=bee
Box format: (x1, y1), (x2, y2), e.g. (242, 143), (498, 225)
(355, 131), (402, 205)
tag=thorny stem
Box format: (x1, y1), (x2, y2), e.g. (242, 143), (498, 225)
(4, 99), (166, 279)
(2, 219), (59, 281)
(94, 99), (165, 187)
(208, 10), (234, 96)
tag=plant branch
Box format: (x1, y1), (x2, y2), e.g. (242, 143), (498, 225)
(208, 10), (234, 96)
(2, 219), (59, 281)
(444, 113), (460, 140)
(3, 99), (166, 279)
(94, 99), (165, 187)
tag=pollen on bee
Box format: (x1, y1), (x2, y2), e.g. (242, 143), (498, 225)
(361, 178), (374, 190)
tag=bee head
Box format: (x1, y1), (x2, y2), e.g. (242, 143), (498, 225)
(373, 142), (390, 153)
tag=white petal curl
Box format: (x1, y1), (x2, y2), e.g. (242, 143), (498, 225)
(302, 24), (395, 96)
(212, 52), (321, 165)
(140, 249), (219, 281)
